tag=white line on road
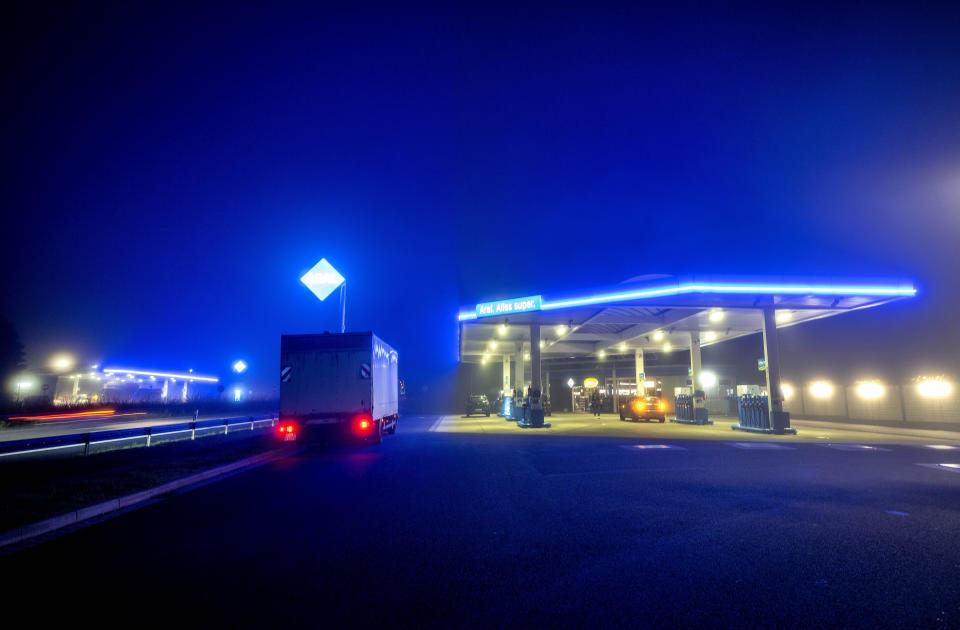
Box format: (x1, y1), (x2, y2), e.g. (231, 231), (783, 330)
(822, 444), (890, 451)
(726, 442), (795, 450)
(620, 444), (686, 451)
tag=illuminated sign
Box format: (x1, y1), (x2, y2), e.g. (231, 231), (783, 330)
(583, 377), (599, 388)
(475, 295), (542, 319)
(300, 258), (345, 302)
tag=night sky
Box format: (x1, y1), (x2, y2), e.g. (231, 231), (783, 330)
(3, 3), (959, 403)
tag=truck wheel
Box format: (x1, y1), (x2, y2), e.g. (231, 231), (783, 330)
(485, 412), (490, 417)
(371, 420), (383, 445)
(659, 418), (666, 423)
(619, 414), (625, 421)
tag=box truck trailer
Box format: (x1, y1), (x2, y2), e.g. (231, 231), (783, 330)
(278, 332), (399, 444)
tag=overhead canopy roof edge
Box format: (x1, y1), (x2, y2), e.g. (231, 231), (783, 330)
(457, 275), (917, 363)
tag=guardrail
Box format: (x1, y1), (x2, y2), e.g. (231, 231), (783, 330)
(0, 415), (278, 459)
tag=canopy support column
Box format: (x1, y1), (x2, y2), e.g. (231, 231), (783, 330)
(635, 349), (645, 396)
(762, 306), (794, 434)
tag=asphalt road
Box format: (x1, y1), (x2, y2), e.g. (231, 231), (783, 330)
(4, 414), (960, 628)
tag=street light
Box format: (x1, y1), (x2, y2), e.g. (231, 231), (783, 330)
(49, 353), (75, 373)
(14, 379), (33, 403)
(810, 381), (834, 398)
(567, 377), (575, 413)
(232, 360), (248, 374)
(856, 381), (885, 399)
(917, 378), (951, 398)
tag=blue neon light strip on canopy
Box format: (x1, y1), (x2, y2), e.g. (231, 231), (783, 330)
(457, 281), (916, 320)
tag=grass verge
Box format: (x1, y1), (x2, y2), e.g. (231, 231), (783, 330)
(0, 430), (281, 532)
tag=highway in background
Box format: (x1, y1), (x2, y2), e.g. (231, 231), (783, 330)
(0, 410), (275, 443)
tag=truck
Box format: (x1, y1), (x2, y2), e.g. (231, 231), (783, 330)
(278, 332), (399, 444)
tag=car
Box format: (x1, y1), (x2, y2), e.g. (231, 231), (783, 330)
(619, 395), (667, 422)
(465, 394), (491, 417)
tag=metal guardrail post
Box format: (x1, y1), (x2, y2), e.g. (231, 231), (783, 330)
(250, 416), (255, 431)
(191, 422), (196, 440)
(146, 427), (152, 447)
(83, 435), (90, 456)
(224, 419), (229, 435)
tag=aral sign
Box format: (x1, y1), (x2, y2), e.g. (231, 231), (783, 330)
(476, 295), (542, 318)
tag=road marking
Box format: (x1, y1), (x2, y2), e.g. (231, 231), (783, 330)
(921, 444), (960, 450)
(620, 444), (686, 451)
(917, 463), (960, 473)
(428, 416), (447, 432)
(726, 442), (794, 450)
(886, 510), (910, 516)
(822, 444), (889, 451)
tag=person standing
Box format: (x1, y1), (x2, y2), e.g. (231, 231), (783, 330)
(590, 390), (601, 417)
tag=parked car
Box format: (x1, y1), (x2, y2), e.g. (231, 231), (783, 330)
(619, 395), (667, 422)
(465, 394), (491, 417)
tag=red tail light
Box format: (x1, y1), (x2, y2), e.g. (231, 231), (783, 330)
(276, 421), (298, 439)
(354, 415), (373, 435)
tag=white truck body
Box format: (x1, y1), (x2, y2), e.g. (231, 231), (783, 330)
(280, 333), (399, 432)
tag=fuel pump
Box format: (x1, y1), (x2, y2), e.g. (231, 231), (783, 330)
(518, 387), (551, 429)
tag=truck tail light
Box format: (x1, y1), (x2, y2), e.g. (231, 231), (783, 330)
(354, 415), (373, 435)
(276, 421), (298, 439)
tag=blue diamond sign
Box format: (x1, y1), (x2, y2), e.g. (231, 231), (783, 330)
(300, 258), (345, 301)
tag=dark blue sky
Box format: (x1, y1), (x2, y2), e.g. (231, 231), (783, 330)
(3, 2), (959, 396)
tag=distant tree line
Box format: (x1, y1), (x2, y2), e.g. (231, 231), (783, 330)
(0, 316), (26, 403)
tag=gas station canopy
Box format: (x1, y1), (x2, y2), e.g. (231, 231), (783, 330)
(457, 275), (917, 362)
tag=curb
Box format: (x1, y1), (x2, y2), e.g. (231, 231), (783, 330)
(0, 445), (299, 549)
